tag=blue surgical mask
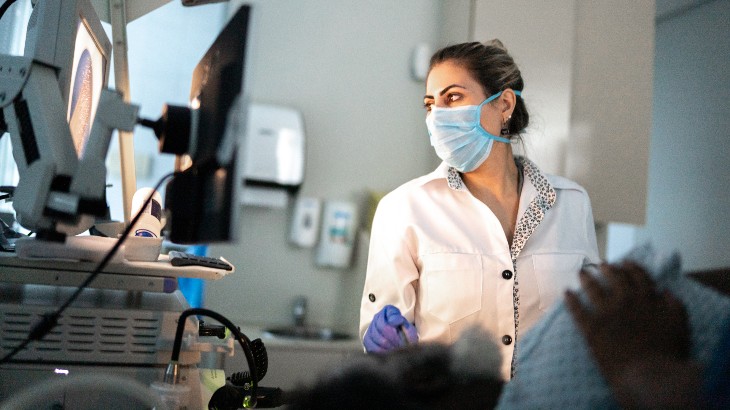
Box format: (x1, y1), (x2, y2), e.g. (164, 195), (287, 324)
(426, 90), (521, 172)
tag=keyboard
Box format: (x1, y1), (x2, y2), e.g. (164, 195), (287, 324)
(168, 251), (233, 271)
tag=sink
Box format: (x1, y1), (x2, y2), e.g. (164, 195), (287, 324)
(262, 326), (352, 341)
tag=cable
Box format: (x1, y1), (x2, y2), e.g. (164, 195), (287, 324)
(0, 0), (18, 23)
(170, 308), (259, 408)
(0, 171), (176, 365)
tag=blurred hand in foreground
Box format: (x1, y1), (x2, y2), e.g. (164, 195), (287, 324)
(565, 262), (701, 409)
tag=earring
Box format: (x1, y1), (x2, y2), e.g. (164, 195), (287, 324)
(501, 116), (511, 136)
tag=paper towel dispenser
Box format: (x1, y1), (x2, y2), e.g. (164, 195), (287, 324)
(243, 103), (305, 192)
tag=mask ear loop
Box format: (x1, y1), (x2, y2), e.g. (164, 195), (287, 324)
(476, 91), (511, 143)
(476, 91), (503, 123)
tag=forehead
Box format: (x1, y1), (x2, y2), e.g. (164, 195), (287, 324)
(425, 61), (481, 96)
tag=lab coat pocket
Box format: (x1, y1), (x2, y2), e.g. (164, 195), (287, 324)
(532, 253), (584, 311)
(423, 253), (483, 324)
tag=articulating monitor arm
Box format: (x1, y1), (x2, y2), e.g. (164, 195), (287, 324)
(0, 54), (138, 240)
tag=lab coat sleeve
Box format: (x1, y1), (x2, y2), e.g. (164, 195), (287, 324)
(359, 193), (420, 343)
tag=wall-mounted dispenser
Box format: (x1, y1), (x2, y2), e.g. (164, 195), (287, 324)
(289, 196), (321, 248)
(315, 200), (359, 269)
(241, 103), (305, 207)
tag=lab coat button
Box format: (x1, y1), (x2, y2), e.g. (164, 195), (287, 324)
(368, 293), (376, 302)
(502, 335), (513, 345)
(501, 270), (513, 280)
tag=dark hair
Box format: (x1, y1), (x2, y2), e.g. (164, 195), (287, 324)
(429, 39), (529, 135)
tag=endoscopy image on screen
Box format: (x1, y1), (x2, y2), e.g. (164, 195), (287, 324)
(67, 19), (104, 159)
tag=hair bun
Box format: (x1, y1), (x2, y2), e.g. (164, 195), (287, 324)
(484, 39), (507, 51)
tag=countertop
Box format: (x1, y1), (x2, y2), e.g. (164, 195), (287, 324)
(237, 324), (363, 353)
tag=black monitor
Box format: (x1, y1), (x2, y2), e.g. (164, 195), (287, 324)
(163, 5), (252, 244)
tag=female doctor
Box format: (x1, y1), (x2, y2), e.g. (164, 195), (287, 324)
(359, 39), (600, 380)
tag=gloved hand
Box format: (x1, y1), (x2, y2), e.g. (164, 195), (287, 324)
(363, 305), (418, 353)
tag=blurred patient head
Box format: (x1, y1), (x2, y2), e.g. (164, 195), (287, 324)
(285, 326), (504, 410)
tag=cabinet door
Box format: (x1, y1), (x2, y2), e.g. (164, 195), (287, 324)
(454, 0), (654, 225)
(567, 1), (654, 225)
(472, 0), (577, 179)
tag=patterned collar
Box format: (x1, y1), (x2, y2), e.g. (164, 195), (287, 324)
(445, 156), (556, 211)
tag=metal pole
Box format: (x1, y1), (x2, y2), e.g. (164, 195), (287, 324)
(109, 0), (136, 225)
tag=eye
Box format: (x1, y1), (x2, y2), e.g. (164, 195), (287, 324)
(423, 100), (433, 112)
(446, 93), (462, 104)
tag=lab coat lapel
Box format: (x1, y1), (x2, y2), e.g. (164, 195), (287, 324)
(510, 157), (556, 264)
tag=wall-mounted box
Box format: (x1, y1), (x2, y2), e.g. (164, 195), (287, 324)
(241, 103), (305, 207)
(289, 196), (321, 248)
(316, 201), (358, 269)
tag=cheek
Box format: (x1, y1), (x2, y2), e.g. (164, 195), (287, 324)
(479, 107), (502, 134)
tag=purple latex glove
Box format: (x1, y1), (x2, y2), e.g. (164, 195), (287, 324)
(363, 305), (418, 353)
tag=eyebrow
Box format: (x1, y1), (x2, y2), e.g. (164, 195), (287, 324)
(423, 84), (466, 100)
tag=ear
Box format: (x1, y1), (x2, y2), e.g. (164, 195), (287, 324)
(499, 89), (518, 122)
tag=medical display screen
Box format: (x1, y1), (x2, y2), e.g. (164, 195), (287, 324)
(66, 18), (105, 159)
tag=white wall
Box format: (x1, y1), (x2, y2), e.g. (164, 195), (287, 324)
(205, 0), (442, 334)
(637, 0), (730, 270)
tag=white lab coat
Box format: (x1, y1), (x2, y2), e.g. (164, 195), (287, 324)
(359, 157), (600, 380)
